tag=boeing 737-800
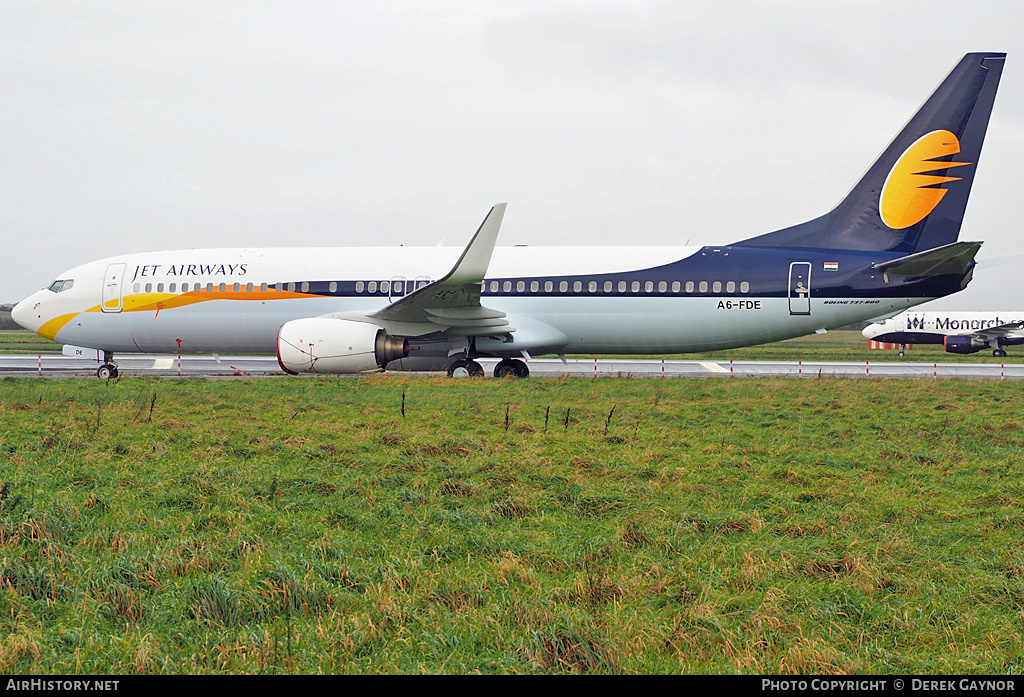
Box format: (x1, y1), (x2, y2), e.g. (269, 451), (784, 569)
(13, 53), (1006, 378)
(863, 311), (1024, 357)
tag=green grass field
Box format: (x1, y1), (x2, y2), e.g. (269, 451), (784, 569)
(1, 376), (1022, 674)
(0, 328), (59, 355)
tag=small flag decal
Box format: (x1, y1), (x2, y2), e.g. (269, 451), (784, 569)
(824, 261), (838, 271)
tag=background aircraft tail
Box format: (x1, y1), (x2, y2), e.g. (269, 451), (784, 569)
(736, 52), (1005, 254)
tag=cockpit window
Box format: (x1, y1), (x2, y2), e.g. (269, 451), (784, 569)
(46, 279), (75, 293)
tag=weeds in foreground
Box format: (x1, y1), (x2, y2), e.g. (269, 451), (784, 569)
(0, 376), (1022, 674)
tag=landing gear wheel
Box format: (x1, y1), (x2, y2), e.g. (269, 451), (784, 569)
(897, 350), (905, 357)
(494, 358), (529, 378)
(993, 349), (1007, 358)
(97, 364), (119, 379)
(446, 359), (484, 378)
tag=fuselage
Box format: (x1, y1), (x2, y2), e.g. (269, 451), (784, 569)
(863, 311), (1024, 346)
(13, 243), (967, 359)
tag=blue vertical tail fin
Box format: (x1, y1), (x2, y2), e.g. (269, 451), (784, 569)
(736, 52), (1005, 253)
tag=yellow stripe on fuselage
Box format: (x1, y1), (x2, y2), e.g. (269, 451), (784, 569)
(39, 312), (86, 341)
(40, 290), (316, 340)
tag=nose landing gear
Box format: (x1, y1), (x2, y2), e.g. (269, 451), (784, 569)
(97, 350), (119, 379)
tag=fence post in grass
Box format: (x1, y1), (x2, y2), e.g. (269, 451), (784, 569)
(866, 360), (870, 379)
(38, 354), (42, 377)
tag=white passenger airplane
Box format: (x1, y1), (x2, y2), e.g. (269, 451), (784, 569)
(12, 53), (1007, 379)
(863, 311), (1024, 357)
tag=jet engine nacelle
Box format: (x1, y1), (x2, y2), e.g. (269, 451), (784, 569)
(276, 318), (408, 374)
(943, 335), (987, 354)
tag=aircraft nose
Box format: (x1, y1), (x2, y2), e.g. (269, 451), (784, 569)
(11, 300), (30, 329)
(11, 297), (42, 332)
(861, 324), (879, 340)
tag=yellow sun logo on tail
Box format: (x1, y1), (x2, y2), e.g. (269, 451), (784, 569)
(880, 130), (972, 230)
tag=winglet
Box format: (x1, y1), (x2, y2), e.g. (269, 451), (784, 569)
(368, 203), (508, 325)
(441, 203), (506, 286)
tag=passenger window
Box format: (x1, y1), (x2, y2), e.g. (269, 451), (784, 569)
(544, 281), (553, 292)
(589, 281), (597, 292)
(145, 283), (153, 293)
(671, 281), (680, 292)
(503, 281), (512, 292)
(393, 281), (402, 293)
(631, 281), (640, 293)
(207, 283), (215, 293)
(726, 281), (735, 293)
(260, 282), (268, 292)
(658, 281), (667, 292)
(531, 281), (539, 292)
(686, 281), (694, 293)
(232, 283), (239, 293)
(368, 281), (377, 293)
(380, 281), (390, 293)
(741, 281), (750, 293)
(169, 283), (176, 293)
(559, 281), (568, 292)
(713, 281), (721, 293)
(301, 282), (309, 292)
(157, 283), (164, 293)
(573, 281), (582, 292)
(219, 283), (227, 293)
(133, 283), (140, 293)
(645, 281), (654, 292)
(247, 282), (254, 293)
(287, 282), (295, 292)
(516, 281), (525, 292)
(618, 281), (626, 292)
(699, 281), (708, 293)
(604, 281), (612, 292)
(355, 281), (364, 293)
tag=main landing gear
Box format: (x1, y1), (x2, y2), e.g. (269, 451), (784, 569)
(493, 358), (529, 379)
(446, 359), (485, 378)
(444, 357), (530, 378)
(993, 348), (1008, 358)
(97, 350), (118, 379)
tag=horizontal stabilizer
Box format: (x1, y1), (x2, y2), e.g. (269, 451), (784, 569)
(872, 241), (982, 277)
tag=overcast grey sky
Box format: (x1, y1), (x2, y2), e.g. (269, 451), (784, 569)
(3, 0), (1022, 310)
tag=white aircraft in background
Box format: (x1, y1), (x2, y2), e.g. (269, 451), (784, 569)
(863, 311), (1024, 357)
(13, 53), (1007, 378)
